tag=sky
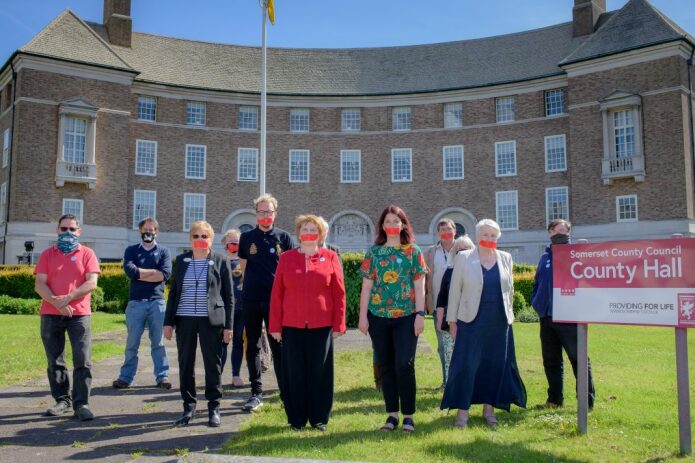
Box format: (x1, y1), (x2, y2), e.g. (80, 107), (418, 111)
(0, 0), (694, 67)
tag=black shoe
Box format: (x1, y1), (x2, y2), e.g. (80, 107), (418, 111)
(74, 405), (94, 421)
(112, 379), (130, 389)
(174, 405), (196, 426)
(208, 408), (221, 427)
(289, 424), (304, 431)
(242, 394), (263, 412)
(45, 400), (71, 416)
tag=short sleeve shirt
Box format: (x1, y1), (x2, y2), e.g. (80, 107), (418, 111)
(34, 245), (101, 316)
(238, 226), (294, 303)
(360, 244), (428, 318)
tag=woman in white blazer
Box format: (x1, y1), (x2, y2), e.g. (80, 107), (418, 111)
(440, 219), (526, 428)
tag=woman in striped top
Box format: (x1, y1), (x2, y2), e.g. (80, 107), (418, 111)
(164, 221), (233, 427)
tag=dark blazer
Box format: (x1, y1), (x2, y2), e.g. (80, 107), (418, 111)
(165, 251), (234, 329)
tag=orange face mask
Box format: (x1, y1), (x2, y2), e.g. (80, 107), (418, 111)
(384, 227), (401, 236)
(226, 243), (239, 253)
(192, 240), (209, 249)
(258, 218), (273, 227)
(300, 233), (319, 242)
(439, 232), (454, 240)
(478, 240), (497, 249)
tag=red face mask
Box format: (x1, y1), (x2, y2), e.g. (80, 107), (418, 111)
(384, 227), (401, 236)
(300, 233), (319, 242)
(478, 240), (497, 249)
(226, 243), (239, 253)
(258, 218), (273, 227)
(192, 240), (209, 249)
(439, 232), (454, 240)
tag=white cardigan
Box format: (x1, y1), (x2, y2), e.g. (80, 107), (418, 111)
(446, 248), (515, 325)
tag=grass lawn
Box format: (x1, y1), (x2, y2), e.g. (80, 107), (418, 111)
(223, 319), (695, 463)
(0, 313), (126, 386)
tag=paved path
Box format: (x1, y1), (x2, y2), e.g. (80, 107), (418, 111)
(0, 328), (429, 463)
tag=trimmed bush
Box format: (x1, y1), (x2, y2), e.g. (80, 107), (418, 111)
(91, 286), (105, 312)
(517, 306), (540, 323)
(99, 300), (127, 314)
(341, 252), (363, 328)
(0, 295), (41, 314)
(0, 266), (36, 299)
(512, 291), (527, 317)
(514, 270), (535, 310)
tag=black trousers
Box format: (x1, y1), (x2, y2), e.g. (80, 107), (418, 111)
(540, 316), (595, 408)
(368, 312), (418, 415)
(40, 315), (92, 409)
(175, 316), (224, 410)
(281, 326), (334, 427)
(244, 300), (282, 397)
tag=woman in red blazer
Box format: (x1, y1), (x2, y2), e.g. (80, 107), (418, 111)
(269, 214), (346, 431)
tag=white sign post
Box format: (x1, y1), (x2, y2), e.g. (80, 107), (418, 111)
(553, 237), (695, 454)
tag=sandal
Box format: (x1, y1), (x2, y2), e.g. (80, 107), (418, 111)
(454, 411), (469, 428)
(402, 417), (415, 433)
(483, 413), (498, 429)
(380, 415), (398, 431)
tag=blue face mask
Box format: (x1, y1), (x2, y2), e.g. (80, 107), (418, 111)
(57, 232), (79, 254)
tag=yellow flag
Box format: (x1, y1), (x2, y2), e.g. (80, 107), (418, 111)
(268, 0), (275, 25)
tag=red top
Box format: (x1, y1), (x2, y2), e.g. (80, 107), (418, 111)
(34, 245), (101, 316)
(269, 248), (346, 333)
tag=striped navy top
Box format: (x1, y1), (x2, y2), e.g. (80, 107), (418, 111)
(176, 259), (210, 317)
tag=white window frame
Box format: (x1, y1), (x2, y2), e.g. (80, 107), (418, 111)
(495, 140), (517, 177)
(186, 101), (206, 126)
(341, 109), (361, 132)
(391, 148), (412, 182)
(443, 103), (463, 128)
(137, 95), (156, 122)
(616, 194), (638, 222)
(132, 190), (157, 230)
(289, 149), (310, 183)
(135, 139), (157, 176)
(185, 144), (207, 180)
(62, 198), (84, 225)
(544, 134), (567, 173)
(495, 190), (518, 231)
(2, 128), (8, 168)
(183, 193), (206, 231)
(237, 147), (259, 182)
(0, 182), (6, 224)
(63, 116), (88, 164)
(392, 107), (411, 131)
(290, 109), (310, 133)
(495, 96), (515, 123)
(442, 145), (464, 180)
(239, 106), (258, 130)
(600, 93), (645, 184)
(545, 186), (569, 226)
(545, 89), (565, 117)
(340, 149), (361, 183)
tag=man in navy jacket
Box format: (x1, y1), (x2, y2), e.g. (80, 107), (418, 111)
(532, 219), (595, 409)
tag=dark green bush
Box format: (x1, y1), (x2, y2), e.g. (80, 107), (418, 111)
(517, 306), (540, 323)
(99, 300), (127, 314)
(91, 286), (105, 312)
(514, 271), (535, 309)
(0, 295), (41, 314)
(512, 291), (527, 316)
(341, 252), (363, 328)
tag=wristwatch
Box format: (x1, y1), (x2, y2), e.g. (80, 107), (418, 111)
(415, 310), (426, 317)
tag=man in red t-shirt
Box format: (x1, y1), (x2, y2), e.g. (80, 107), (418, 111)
(34, 214), (100, 420)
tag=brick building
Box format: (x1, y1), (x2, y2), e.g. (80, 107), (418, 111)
(0, 0), (693, 263)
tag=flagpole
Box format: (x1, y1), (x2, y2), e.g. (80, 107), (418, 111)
(260, 0), (268, 196)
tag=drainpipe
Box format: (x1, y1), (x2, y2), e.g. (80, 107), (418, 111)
(2, 61), (17, 264)
(688, 46), (695, 230)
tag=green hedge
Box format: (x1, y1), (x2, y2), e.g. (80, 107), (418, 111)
(0, 286), (105, 314)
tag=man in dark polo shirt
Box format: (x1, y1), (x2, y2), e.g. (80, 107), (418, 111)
(112, 217), (173, 390)
(239, 194), (294, 412)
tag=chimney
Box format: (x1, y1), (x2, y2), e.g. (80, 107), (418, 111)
(572, 0), (606, 37)
(103, 0), (132, 47)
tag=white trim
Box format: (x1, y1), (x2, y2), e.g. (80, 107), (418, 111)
(237, 147), (259, 182)
(239, 106), (259, 130)
(392, 107), (412, 131)
(545, 186), (569, 226)
(494, 140), (517, 177)
(391, 148), (413, 182)
(62, 198), (84, 224)
(616, 194), (639, 223)
(341, 108), (361, 132)
(221, 208), (257, 234)
(183, 193), (206, 231)
(544, 134), (567, 173)
(0, 182), (6, 225)
(13, 55), (135, 85)
(427, 207), (478, 238)
(13, 96), (130, 116)
(186, 101), (206, 126)
(340, 149), (361, 183)
(442, 145), (464, 180)
(135, 139), (158, 176)
(288, 149), (310, 183)
(562, 42), (693, 78)
(132, 189), (157, 230)
(2, 128), (9, 168)
(289, 109), (310, 133)
(495, 190), (518, 231)
(185, 144), (207, 180)
(137, 95), (157, 122)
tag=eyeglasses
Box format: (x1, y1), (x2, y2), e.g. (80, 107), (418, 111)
(192, 234), (209, 239)
(59, 227), (79, 232)
(256, 210), (275, 215)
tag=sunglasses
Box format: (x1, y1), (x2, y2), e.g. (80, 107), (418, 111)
(192, 234), (209, 239)
(59, 227), (79, 232)
(256, 210), (275, 215)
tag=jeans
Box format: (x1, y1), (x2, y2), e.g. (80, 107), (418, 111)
(433, 315), (448, 384)
(40, 315), (92, 409)
(539, 316), (595, 408)
(117, 299), (169, 384)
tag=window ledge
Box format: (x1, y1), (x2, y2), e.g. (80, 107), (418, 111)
(601, 155), (645, 185)
(55, 160), (96, 189)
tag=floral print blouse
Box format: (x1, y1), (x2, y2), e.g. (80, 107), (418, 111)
(360, 244), (428, 318)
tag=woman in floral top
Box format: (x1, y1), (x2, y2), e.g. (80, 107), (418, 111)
(359, 205), (428, 433)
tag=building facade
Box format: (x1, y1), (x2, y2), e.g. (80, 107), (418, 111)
(0, 0), (694, 263)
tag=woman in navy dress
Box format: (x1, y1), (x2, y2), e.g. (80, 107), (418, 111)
(441, 219), (526, 428)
